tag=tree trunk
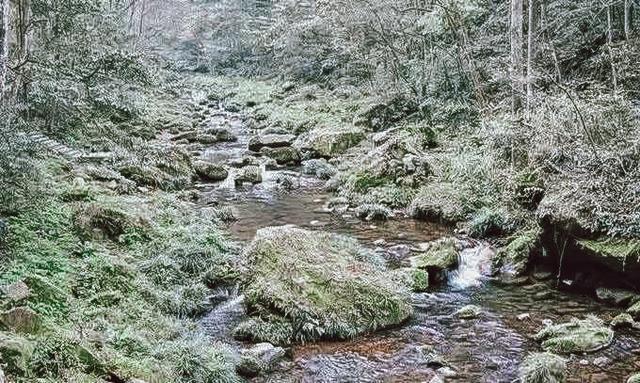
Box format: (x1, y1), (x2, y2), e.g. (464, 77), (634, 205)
(607, 4), (618, 93)
(14, 0), (33, 99)
(0, 0), (9, 100)
(526, 0), (535, 114)
(624, 0), (631, 40)
(510, 0), (524, 113)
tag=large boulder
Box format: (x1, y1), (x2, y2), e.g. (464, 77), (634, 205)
(576, 238), (640, 284)
(248, 134), (296, 152)
(294, 126), (365, 158)
(518, 352), (566, 383)
(193, 161), (229, 182)
(534, 316), (614, 354)
(240, 226), (413, 344)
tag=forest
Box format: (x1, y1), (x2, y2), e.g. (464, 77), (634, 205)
(0, 0), (639, 382)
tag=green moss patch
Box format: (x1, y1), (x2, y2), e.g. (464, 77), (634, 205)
(534, 316), (614, 354)
(240, 226), (412, 344)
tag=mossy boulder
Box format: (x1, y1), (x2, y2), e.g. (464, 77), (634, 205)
(577, 238), (640, 280)
(73, 203), (147, 241)
(408, 183), (471, 223)
(0, 331), (34, 375)
(534, 316), (614, 354)
(236, 343), (285, 377)
(628, 373), (640, 383)
(301, 159), (337, 180)
(294, 126), (365, 158)
(411, 238), (459, 276)
(0, 307), (42, 334)
(628, 301), (640, 319)
(595, 287), (637, 307)
(260, 147), (301, 165)
(390, 268), (429, 292)
(455, 305), (482, 319)
(194, 161), (229, 182)
(235, 166), (263, 185)
(248, 134), (296, 152)
(241, 226), (412, 344)
(355, 204), (393, 221)
(492, 229), (540, 276)
(518, 352), (566, 383)
(611, 313), (634, 329)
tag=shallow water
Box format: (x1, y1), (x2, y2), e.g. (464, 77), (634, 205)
(197, 107), (640, 382)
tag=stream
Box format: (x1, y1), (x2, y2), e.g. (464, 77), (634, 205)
(194, 104), (640, 382)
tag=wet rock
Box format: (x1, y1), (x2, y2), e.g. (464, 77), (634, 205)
(193, 161), (229, 182)
(411, 238), (459, 279)
(518, 352), (566, 383)
(355, 204), (392, 221)
(228, 156), (260, 168)
(241, 226), (412, 344)
(302, 159), (338, 180)
(193, 134), (220, 145)
(1, 281), (31, 302)
(628, 301), (640, 319)
(236, 343), (285, 377)
(274, 174), (300, 191)
(260, 146), (301, 165)
(595, 287), (637, 307)
(517, 313), (531, 321)
(294, 126), (365, 158)
(0, 307), (41, 334)
(0, 331), (33, 374)
(593, 356), (610, 368)
(611, 313), (634, 329)
(203, 127), (237, 142)
(420, 346), (450, 369)
(235, 166), (263, 185)
(628, 373), (640, 383)
(534, 316), (614, 354)
(455, 305), (482, 319)
(248, 134), (296, 151)
(492, 229), (540, 276)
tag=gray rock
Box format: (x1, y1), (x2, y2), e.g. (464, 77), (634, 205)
(611, 313), (634, 329)
(355, 204), (393, 221)
(248, 134), (296, 151)
(235, 166), (263, 185)
(260, 146), (301, 165)
(194, 161), (229, 182)
(595, 287), (637, 307)
(593, 356), (610, 368)
(455, 305), (482, 319)
(0, 307), (42, 334)
(1, 281), (31, 302)
(236, 343), (285, 377)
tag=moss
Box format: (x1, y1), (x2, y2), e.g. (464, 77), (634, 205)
(232, 316), (295, 346)
(409, 182), (473, 223)
(241, 226), (412, 344)
(518, 352), (566, 383)
(577, 238), (640, 261)
(534, 316), (614, 354)
(355, 204), (393, 221)
(628, 301), (640, 319)
(390, 268), (429, 292)
(294, 125), (366, 158)
(73, 202), (148, 242)
(493, 228), (540, 276)
(611, 313), (634, 329)
(628, 373), (640, 383)
(411, 238), (459, 271)
(467, 207), (509, 238)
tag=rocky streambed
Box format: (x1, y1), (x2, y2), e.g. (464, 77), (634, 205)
(175, 100), (640, 382)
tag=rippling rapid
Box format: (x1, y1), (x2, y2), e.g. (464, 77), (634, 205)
(197, 106), (640, 382)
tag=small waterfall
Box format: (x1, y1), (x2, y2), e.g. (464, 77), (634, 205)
(448, 244), (495, 290)
(219, 168), (237, 189)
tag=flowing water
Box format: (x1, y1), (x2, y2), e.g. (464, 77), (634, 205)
(196, 106), (640, 382)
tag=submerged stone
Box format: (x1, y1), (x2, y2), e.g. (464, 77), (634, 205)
(518, 352), (566, 383)
(241, 226), (412, 344)
(534, 316), (614, 354)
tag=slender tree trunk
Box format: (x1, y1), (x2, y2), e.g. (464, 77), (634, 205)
(510, 0), (524, 113)
(0, 0), (9, 100)
(14, 0), (33, 99)
(624, 0), (631, 40)
(540, 1), (561, 82)
(526, 0), (535, 114)
(607, 4), (618, 92)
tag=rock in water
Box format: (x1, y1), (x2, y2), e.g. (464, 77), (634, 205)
(240, 226), (412, 344)
(595, 287), (637, 307)
(294, 126), (365, 158)
(410, 238), (459, 283)
(611, 313), (634, 329)
(194, 161), (229, 182)
(248, 134), (296, 151)
(518, 352), (566, 383)
(235, 166), (263, 185)
(534, 316), (614, 354)
(236, 343), (285, 377)
(628, 373), (640, 383)
(455, 305), (482, 319)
